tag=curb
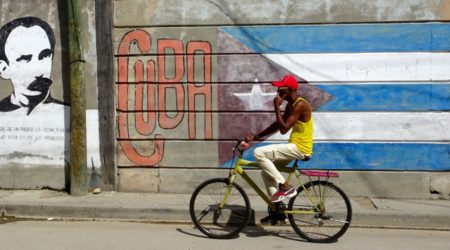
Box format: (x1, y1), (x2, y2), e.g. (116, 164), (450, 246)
(2, 203), (450, 231)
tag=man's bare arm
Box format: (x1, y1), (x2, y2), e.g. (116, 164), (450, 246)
(245, 121), (279, 142)
(275, 101), (302, 134)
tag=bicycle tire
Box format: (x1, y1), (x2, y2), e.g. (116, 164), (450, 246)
(189, 178), (251, 239)
(287, 180), (352, 243)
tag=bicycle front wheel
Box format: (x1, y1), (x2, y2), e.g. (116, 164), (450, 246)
(288, 180), (352, 243)
(189, 178), (251, 239)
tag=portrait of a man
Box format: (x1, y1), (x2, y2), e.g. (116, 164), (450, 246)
(0, 16), (67, 116)
(0, 16), (69, 167)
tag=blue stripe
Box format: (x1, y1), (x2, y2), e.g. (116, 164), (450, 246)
(221, 23), (450, 53)
(316, 83), (450, 111)
(220, 142), (450, 171)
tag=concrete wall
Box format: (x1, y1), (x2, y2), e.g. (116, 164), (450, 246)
(0, 0), (100, 190)
(113, 0), (450, 199)
(1, 0), (446, 198)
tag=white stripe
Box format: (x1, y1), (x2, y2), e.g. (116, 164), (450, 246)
(268, 112), (450, 141)
(87, 109), (101, 168)
(265, 53), (450, 82)
(0, 108), (100, 167)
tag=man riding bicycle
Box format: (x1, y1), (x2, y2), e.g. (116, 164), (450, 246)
(245, 74), (314, 223)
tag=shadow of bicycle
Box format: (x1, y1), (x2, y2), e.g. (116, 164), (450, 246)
(181, 206), (341, 243)
(176, 224), (309, 243)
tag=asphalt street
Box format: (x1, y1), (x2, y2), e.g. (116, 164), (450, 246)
(1, 221), (450, 250)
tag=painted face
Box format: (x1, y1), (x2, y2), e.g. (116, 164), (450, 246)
(3, 26), (53, 90)
(277, 87), (289, 99)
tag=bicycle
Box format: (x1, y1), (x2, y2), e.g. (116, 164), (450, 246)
(189, 139), (352, 243)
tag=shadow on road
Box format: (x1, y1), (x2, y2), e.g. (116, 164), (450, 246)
(176, 225), (311, 243)
(175, 227), (209, 239)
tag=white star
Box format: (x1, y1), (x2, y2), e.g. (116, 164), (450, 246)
(233, 84), (276, 110)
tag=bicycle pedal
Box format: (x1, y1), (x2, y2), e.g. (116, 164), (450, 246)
(270, 218), (288, 226)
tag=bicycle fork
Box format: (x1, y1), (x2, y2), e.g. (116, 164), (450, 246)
(218, 173), (236, 209)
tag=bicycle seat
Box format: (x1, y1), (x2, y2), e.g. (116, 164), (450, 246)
(292, 156), (311, 168)
(300, 155), (311, 161)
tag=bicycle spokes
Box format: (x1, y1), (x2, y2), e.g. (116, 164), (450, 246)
(189, 179), (251, 239)
(287, 181), (352, 243)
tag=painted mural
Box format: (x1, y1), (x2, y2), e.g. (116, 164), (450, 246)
(0, 17), (66, 114)
(218, 24), (450, 171)
(0, 16), (100, 168)
(116, 23), (450, 171)
(0, 17), (69, 166)
(117, 29), (214, 166)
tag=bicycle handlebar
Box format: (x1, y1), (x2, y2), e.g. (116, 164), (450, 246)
(232, 138), (249, 154)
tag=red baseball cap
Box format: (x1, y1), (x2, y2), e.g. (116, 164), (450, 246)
(272, 75), (299, 90)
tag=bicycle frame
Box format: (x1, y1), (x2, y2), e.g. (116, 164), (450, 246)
(190, 139), (351, 242)
(221, 153), (320, 215)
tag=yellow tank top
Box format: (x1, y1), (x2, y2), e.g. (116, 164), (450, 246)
(288, 98), (314, 155)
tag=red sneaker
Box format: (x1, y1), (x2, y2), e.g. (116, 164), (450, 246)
(270, 185), (297, 203)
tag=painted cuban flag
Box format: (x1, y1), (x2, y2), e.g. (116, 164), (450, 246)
(218, 23), (450, 171)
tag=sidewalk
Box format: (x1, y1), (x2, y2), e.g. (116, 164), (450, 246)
(1, 189), (450, 229)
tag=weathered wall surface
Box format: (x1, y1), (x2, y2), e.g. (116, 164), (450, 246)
(2, 0), (446, 197)
(0, 0), (100, 190)
(114, 0), (450, 198)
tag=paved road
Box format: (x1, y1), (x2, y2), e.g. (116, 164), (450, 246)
(1, 220), (450, 250)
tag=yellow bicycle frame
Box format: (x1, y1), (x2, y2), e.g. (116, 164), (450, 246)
(220, 154), (321, 215)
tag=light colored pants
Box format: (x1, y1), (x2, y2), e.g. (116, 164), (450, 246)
(253, 143), (308, 196)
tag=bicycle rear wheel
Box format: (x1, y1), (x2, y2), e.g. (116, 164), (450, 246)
(189, 178), (251, 239)
(287, 180), (352, 243)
